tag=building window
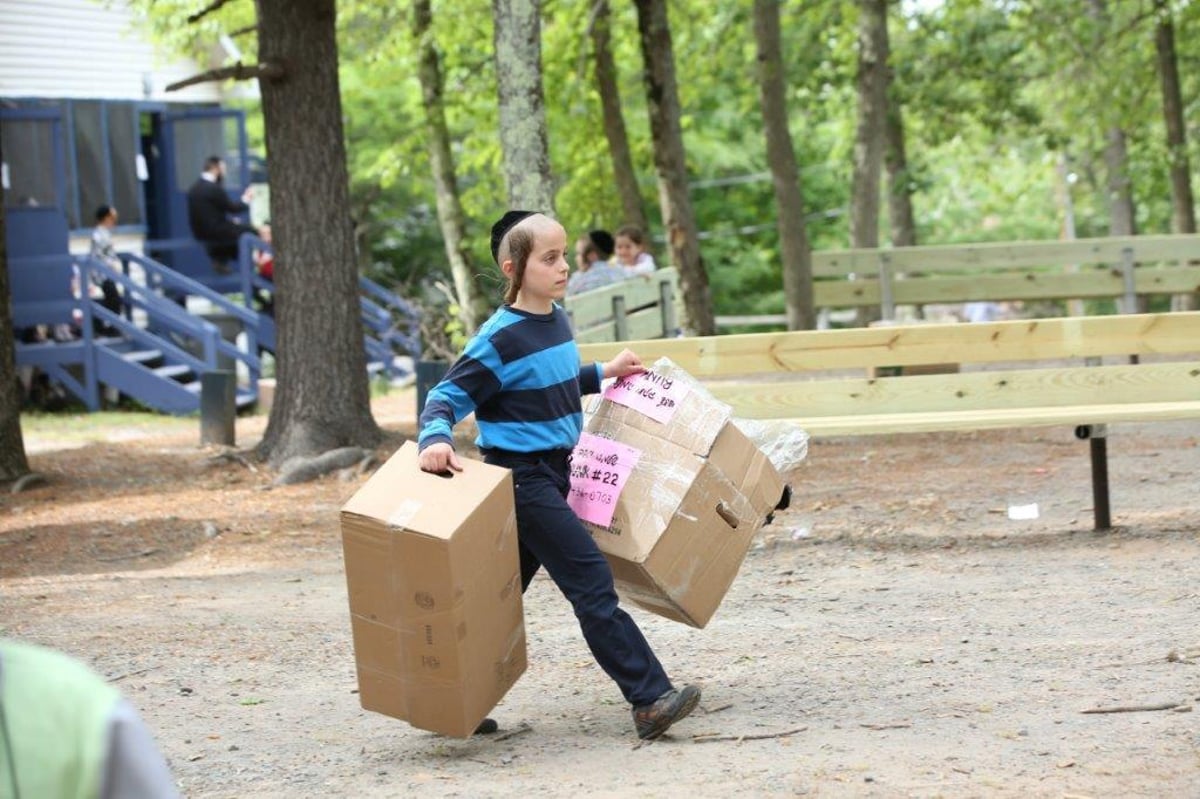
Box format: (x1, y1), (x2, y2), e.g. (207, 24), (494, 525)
(69, 100), (143, 229)
(1, 117), (58, 209)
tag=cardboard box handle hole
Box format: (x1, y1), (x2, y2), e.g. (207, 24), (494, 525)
(715, 501), (739, 529)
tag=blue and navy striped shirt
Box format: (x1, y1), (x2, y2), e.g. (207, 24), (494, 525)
(418, 305), (603, 453)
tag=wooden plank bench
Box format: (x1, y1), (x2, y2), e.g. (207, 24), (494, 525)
(811, 234), (1200, 317)
(562, 268), (680, 343)
(580, 311), (1200, 530)
(717, 234), (1200, 329)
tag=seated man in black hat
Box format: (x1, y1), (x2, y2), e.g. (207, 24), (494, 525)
(186, 156), (258, 275)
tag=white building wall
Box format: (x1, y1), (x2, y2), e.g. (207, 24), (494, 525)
(0, 0), (222, 103)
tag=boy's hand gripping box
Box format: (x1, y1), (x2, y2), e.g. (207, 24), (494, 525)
(577, 366), (787, 628)
(340, 441), (526, 737)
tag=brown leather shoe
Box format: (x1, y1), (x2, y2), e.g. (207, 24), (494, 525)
(632, 685), (701, 740)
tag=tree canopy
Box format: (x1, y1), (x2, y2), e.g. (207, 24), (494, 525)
(126, 0), (1197, 323)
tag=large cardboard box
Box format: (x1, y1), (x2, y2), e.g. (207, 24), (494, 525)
(582, 380), (785, 628)
(340, 441), (526, 738)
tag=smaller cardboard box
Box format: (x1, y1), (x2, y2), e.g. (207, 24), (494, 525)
(583, 411), (786, 628)
(340, 441), (525, 738)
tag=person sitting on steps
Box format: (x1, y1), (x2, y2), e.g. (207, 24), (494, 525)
(186, 156), (257, 276)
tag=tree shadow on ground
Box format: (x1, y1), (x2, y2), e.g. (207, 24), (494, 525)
(1, 517), (213, 579)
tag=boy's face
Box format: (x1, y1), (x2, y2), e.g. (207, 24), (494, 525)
(514, 220), (570, 307)
(615, 235), (637, 264)
(574, 238), (593, 270)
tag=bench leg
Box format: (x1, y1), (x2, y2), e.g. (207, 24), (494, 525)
(1077, 425), (1112, 530)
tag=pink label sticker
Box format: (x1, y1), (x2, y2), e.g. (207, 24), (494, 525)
(568, 432), (642, 528)
(601, 370), (691, 423)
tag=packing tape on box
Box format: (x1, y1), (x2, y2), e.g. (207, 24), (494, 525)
(387, 499), (422, 529)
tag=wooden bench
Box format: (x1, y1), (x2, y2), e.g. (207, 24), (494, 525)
(717, 234), (1200, 329)
(580, 311), (1200, 530)
(562, 268), (680, 343)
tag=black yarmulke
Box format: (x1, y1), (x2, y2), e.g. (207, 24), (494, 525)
(490, 210), (537, 263)
(588, 229), (615, 258)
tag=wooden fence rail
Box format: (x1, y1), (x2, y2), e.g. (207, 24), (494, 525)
(562, 268), (679, 343)
(723, 234), (1200, 328)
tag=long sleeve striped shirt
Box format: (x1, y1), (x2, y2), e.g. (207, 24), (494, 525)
(418, 305), (602, 453)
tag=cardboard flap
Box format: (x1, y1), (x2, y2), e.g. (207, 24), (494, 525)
(341, 441), (512, 539)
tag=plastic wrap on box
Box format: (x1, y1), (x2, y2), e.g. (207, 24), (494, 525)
(579, 357), (792, 627)
(732, 418), (810, 476)
(581, 427), (701, 563)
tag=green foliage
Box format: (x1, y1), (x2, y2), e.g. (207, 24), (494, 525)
(125, 0), (1198, 322)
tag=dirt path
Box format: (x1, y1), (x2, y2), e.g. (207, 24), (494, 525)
(3, 393), (1198, 798)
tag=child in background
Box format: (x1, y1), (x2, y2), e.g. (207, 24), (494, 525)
(614, 225), (657, 276)
(252, 223), (275, 316)
(89, 205), (124, 333)
(417, 210), (702, 741)
(566, 229), (626, 296)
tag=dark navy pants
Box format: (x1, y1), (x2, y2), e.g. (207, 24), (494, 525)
(484, 448), (673, 707)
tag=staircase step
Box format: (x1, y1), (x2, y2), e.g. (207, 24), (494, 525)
(153, 363), (192, 380)
(123, 349), (162, 364)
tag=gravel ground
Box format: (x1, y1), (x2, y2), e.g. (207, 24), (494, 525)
(2, 394), (1198, 798)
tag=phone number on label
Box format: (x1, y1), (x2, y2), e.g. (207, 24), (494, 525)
(570, 488), (614, 504)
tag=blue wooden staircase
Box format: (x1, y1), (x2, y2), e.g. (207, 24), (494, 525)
(13, 253), (259, 414)
(12, 237), (422, 415)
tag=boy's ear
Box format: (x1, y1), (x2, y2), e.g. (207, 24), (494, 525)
(500, 259), (515, 280)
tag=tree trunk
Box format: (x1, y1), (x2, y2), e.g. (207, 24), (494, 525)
(1154, 1), (1196, 236)
(1103, 127), (1144, 312)
(752, 0), (814, 331)
(0, 201), (31, 481)
(492, 0), (556, 212)
(850, 0), (888, 250)
(633, 0), (714, 336)
(1153, 0), (1196, 311)
(591, 0), (648, 233)
(414, 0), (491, 330)
(1104, 127), (1136, 237)
(254, 0), (380, 467)
(884, 92), (917, 248)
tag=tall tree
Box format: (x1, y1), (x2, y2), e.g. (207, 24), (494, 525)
(492, 0), (556, 211)
(884, 87), (917, 247)
(752, 0), (814, 331)
(1087, 0), (1137, 239)
(1153, 0), (1195, 236)
(850, 0), (889, 250)
(414, 0), (491, 330)
(1103, 128), (1136, 237)
(1152, 0), (1196, 311)
(590, 0), (648, 233)
(255, 0), (381, 465)
(0, 201), (31, 481)
(633, 0), (714, 336)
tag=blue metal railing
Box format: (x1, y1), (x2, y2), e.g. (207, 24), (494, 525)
(116, 252), (262, 385)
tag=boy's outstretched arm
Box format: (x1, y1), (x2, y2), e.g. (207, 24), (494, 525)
(417, 337), (504, 473)
(602, 348), (646, 379)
